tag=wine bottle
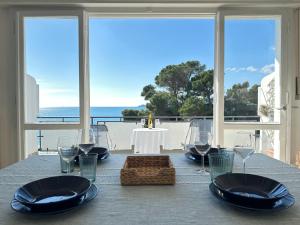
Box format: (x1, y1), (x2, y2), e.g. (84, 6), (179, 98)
(148, 112), (153, 129)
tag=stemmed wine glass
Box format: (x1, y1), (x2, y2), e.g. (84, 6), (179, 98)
(141, 118), (146, 128)
(57, 135), (79, 174)
(79, 128), (96, 155)
(190, 131), (212, 175)
(233, 131), (255, 174)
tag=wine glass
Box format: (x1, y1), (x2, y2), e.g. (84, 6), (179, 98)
(155, 119), (160, 127)
(57, 135), (79, 174)
(190, 131), (212, 175)
(233, 131), (255, 173)
(141, 118), (146, 128)
(79, 128), (96, 155)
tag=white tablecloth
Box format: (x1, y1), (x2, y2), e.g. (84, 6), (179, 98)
(130, 128), (168, 154)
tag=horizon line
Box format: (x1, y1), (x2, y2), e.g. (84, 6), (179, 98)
(40, 105), (146, 108)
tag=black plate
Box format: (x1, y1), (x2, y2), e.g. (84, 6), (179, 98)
(213, 173), (289, 205)
(11, 184), (98, 215)
(185, 152), (209, 165)
(14, 176), (91, 210)
(209, 183), (294, 211)
(185, 147), (223, 164)
(75, 151), (110, 165)
(75, 147), (109, 163)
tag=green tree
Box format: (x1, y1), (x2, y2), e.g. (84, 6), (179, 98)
(154, 61), (205, 99)
(141, 84), (156, 100)
(190, 69), (214, 105)
(248, 84), (259, 105)
(142, 60), (210, 116)
(224, 81), (258, 116)
(146, 92), (179, 116)
(122, 109), (148, 121)
(179, 96), (206, 116)
(125, 60), (260, 119)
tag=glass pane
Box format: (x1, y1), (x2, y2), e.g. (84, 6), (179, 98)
(224, 17), (281, 123)
(224, 129), (280, 159)
(89, 18), (215, 151)
(24, 17), (79, 124)
(25, 130), (80, 155)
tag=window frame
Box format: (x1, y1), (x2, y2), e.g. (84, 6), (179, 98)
(16, 10), (90, 159)
(15, 7), (294, 163)
(215, 8), (295, 162)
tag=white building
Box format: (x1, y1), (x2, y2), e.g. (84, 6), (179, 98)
(24, 74), (39, 157)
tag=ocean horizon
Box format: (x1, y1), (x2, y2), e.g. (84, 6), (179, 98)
(39, 106), (146, 118)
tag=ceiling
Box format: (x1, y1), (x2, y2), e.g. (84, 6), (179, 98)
(0, 0), (300, 8)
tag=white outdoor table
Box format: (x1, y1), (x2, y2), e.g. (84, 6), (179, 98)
(130, 128), (168, 154)
(1, 153), (300, 225)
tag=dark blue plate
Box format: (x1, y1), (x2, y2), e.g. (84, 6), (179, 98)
(11, 184), (98, 215)
(213, 173), (289, 205)
(75, 147), (110, 164)
(210, 183), (294, 211)
(14, 176), (91, 210)
(185, 147), (222, 165)
(185, 152), (206, 164)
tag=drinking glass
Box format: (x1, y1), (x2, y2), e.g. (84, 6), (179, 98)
(208, 151), (234, 181)
(79, 153), (98, 182)
(233, 131), (255, 173)
(190, 131), (212, 175)
(57, 136), (79, 174)
(79, 128), (96, 155)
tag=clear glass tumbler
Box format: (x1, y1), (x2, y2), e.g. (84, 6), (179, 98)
(208, 151), (234, 181)
(79, 153), (98, 182)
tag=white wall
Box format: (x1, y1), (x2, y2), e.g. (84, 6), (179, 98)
(291, 107), (300, 165)
(290, 9), (300, 165)
(24, 74), (39, 156)
(0, 7), (19, 168)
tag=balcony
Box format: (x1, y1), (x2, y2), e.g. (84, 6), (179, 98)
(28, 115), (274, 159)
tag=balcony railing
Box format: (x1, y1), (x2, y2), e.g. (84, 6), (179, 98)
(31, 116), (261, 152)
(36, 115), (260, 125)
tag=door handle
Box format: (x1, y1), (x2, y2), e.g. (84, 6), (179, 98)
(275, 105), (287, 111)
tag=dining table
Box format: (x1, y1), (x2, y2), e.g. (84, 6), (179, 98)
(0, 152), (300, 225)
(130, 128), (168, 154)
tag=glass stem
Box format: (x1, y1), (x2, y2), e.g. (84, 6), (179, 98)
(67, 161), (71, 173)
(202, 155), (205, 172)
(243, 160), (246, 174)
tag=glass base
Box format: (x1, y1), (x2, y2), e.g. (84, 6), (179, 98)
(195, 168), (209, 175)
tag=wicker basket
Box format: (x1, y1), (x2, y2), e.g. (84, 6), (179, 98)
(120, 155), (176, 185)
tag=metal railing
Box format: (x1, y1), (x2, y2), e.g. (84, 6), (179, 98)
(37, 115), (260, 125)
(35, 115), (260, 151)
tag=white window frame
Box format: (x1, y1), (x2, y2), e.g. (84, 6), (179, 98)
(16, 9), (90, 159)
(214, 8), (295, 163)
(15, 7), (295, 163)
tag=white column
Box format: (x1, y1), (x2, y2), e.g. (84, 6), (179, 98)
(79, 11), (90, 142)
(213, 11), (225, 147)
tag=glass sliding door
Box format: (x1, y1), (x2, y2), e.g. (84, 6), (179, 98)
(224, 17), (281, 124)
(19, 13), (83, 158)
(217, 12), (288, 161)
(24, 17), (80, 124)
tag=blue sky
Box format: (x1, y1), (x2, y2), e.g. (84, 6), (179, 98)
(25, 18), (276, 107)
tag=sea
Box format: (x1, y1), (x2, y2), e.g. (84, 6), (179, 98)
(38, 106), (146, 123)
